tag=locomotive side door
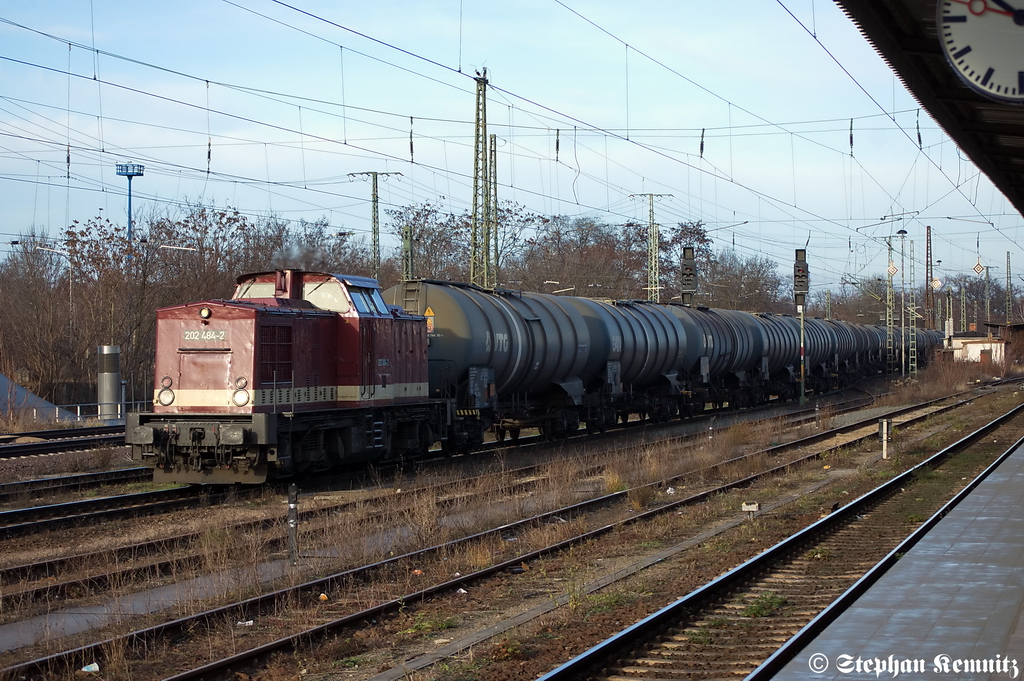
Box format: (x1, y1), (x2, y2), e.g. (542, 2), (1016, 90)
(360, 321), (376, 399)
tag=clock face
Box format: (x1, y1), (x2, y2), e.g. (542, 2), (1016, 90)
(937, 0), (1024, 104)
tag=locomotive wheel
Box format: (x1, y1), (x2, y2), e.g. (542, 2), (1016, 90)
(495, 427), (506, 443)
(509, 428), (521, 442)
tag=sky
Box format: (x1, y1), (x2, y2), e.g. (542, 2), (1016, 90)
(0, 0), (1021, 294)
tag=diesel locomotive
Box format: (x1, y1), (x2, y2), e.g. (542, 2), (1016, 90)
(125, 269), (943, 484)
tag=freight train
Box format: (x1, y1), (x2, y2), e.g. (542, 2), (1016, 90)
(126, 269), (943, 484)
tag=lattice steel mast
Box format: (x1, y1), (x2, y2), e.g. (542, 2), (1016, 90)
(470, 69), (490, 287)
(631, 193), (671, 302)
(349, 171), (401, 280)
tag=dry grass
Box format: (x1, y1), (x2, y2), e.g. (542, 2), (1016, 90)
(875, 359), (1009, 408)
(4, 381), (1010, 679)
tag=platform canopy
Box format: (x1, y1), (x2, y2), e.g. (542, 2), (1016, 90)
(834, 0), (1024, 217)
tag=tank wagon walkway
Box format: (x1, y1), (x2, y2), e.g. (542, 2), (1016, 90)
(769, 435), (1024, 680)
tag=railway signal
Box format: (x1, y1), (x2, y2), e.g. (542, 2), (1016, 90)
(680, 246), (697, 307)
(794, 249), (810, 304)
(795, 249), (808, 406)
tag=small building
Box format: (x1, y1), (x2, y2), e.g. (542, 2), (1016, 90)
(945, 326), (1008, 366)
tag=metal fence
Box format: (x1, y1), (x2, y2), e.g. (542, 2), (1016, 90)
(21, 400), (152, 425)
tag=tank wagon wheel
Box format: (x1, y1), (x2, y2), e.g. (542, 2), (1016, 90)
(495, 425), (521, 444)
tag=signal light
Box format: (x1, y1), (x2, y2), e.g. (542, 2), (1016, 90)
(794, 249), (809, 295)
(680, 246), (697, 292)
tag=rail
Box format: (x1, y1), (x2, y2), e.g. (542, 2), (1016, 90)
(535, 400), (1024, 681)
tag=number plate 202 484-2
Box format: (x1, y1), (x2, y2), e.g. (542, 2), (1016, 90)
(183, 329), (227, 341)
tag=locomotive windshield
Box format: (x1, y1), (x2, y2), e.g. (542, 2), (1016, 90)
(349, 287), (390, 315)
(302, 280), (351, 313)
(234, 281), (275, 298)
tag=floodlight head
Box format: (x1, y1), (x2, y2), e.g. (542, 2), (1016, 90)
(116, 163), (145, 178)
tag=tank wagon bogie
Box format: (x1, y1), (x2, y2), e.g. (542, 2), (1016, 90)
(128, 269), (944, 485)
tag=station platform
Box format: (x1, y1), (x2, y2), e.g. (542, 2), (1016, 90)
(772, 438), (1024, 680)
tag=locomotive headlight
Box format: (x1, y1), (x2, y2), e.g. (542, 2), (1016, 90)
(220, 425), (245, 445)
(160, 376), (173, 388)
(231, 389), (250, 407)
(235, 376), (248, 389)
(199, 306), (212, 319)
(157, 388), (175, 406)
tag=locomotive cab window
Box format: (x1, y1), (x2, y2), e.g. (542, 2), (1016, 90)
(369, 289), (390, 315)
(302, 279), (351, 313)
(349, 289), (373, 315)
(234, 281), (275, 299)
(349, 287), (389, 316)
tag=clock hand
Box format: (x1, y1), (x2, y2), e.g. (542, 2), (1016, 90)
(990, 0), (1024, 23)
(949, 0), (1012, 15)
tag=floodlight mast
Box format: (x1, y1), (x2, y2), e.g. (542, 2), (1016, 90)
(115, 163), (145, 247)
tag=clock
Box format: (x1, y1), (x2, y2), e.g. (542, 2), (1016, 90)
(937, 0), (1024, 104)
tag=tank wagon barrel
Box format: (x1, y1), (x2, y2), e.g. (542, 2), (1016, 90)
(124, 270), (944, 485)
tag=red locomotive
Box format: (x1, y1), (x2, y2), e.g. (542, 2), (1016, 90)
(127, 270), (442, 483)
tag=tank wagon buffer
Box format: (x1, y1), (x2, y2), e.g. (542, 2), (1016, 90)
(126, 270), (444, 484)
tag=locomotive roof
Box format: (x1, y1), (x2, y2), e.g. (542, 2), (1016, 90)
(234, 270), (382, 290)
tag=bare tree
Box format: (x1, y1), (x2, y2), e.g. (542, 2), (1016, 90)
(699, 249), (787, 312)
(0, 235), (78, 402)
(504, 216), (647, 298)
(385, 200), (470, 282)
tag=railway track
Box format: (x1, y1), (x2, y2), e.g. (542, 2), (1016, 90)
(0, 486), (236, 539)
(0, 389), (986, 679)
(536, 402), (1024, 681)
(0, 390), (925, 615)
(0, 426), (124, 459)
(0, 467), (152, 504)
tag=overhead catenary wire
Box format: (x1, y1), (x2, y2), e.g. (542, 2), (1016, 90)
(0, 4), (1017, 276)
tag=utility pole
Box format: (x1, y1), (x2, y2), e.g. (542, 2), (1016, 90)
(631, 193), (671, 302)
(961, 286), (967, 333)
(886, 240), (896, 374)
(946, 289), (954, 341)
(897, 229), (907, 376)
(925, 225), (933, 329)
(909, 241), (917, 376)
(1007, 252), (1013, 325)
(489, 133), (499, 288)
(402, 223), (415, 281)
(349, 171), (401, 280)
(986, 266), (992, 328)
(470, 69), (491, 288)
